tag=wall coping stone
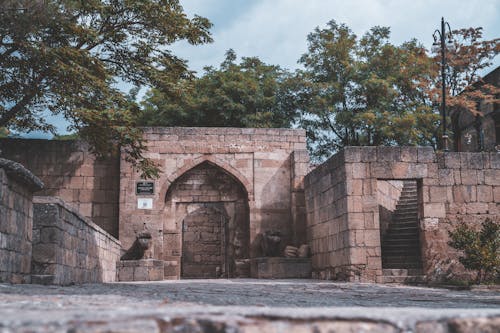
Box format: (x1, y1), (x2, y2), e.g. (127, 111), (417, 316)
(33, 196), (121, 247)
(0, 157), (44, 191)
(140, 126), (306, 136)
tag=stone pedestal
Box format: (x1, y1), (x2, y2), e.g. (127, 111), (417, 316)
(250, 257), (312, 279)
(117, 259), (164, 281)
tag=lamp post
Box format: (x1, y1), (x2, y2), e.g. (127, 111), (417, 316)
(433, 17), (453, 152)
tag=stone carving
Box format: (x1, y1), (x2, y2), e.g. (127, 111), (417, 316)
(283, 244), (310, 258)
(260, 231), (282, 257)
(298, 244), (310, 258)
(284, 245), (298, 257)
(121, 229), (153, 260)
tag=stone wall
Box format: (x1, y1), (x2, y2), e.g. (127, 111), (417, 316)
(120, 127), (308, 279)
(304, 152), (350, 280)
(0, 139), (120, 237)
(32, 196), (121, 285)
(377, 180), (404, 236)
(304, 146), (500, 283)
(0, 159), (43, 283)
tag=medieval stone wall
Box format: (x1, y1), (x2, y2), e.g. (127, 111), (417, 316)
(0, 139), (120, 237)
(304, 146), (500, 283)
(32, 197), (121, 285)
(0, 159), (43, 283)
(119, 127), (308, 279)
(304, 152), (350, 280)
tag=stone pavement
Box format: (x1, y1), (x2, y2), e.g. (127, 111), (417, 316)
(0, 279), (499, 332)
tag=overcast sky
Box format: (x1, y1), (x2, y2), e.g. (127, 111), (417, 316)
(28, 0), (500, 137)
(172, 0), (500, 74)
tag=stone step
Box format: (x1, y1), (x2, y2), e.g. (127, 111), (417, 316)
(382, 268), (423, 276)
(382, 262), (422, 270)
(382, 275), (426, 284)
(385, 225), (419, 231)
(383, 239), (420, 246)
(384, 232), (420, 239)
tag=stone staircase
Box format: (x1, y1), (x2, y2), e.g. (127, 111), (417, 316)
(381, 181), (424, 283)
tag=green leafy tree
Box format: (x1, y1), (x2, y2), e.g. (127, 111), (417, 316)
(139, 49), (297, 128)
(0, 0), (212, 177)
(434, 27), (500, 150)
(448, 218), (500, 284)
(296, 20), (437, 161)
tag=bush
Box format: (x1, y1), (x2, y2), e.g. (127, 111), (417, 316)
(448, 218), (500, 284)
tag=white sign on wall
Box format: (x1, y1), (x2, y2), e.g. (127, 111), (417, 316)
(137, 198), (153, 210)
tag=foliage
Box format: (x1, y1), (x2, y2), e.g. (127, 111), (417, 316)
(0, 127), (9, 138)
(295, 21), (438, 161)
(0, 0), (212, 178)
(442, 27), (500, 115)
(52, 133), (79, 140)
(139, 49), (297, 128)
(448, 218), (500, 284)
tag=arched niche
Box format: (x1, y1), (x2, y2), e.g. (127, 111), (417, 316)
(163, 161), (250, 278)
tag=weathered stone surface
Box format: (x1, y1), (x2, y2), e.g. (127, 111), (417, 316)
(0, 161), (42, 284)
(0, 280), (499, 333)
(305, 147), (499, 283)
(32, 197), (121, 285)
(251, 257), (312, 278)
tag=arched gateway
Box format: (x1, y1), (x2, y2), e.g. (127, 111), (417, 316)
(165, 161), (249, 278)
(118, 127), (309, 280)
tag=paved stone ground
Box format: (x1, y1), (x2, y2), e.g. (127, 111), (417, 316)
(1, 279), (499, 332)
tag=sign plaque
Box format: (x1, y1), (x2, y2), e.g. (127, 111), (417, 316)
(136, 181), (154, 195)
(137, 198), (153, 210)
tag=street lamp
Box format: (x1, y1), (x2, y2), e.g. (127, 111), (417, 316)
(433, 17), (454, 152)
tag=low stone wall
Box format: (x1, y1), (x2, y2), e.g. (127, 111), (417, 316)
(0, 158), (43, 284)
(32, 197), (121, 285)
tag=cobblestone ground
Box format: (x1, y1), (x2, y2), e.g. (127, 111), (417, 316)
(1, 279), (499, 332)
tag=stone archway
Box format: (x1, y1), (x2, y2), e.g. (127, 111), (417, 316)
(165, 161), (250, 278)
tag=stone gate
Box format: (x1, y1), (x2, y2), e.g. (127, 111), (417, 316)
(118, 127), (309, 279)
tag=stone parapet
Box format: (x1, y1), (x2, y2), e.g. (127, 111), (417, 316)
(250, 257), (312, 278)
(117, 259), (164, 281)
(0, 159), (43, 284)
(32, 196), (121, 285)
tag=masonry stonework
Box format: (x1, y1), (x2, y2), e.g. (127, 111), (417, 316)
(0, 139), (120, 237)
(119, 127), (309, 279)
(305, 146), (500, 283)
(0, 159), (43, 284)
(32, 197), (121, 285)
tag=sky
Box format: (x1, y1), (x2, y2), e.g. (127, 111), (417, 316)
(171, 0), (500, 74)
(22, 0), (500, 137)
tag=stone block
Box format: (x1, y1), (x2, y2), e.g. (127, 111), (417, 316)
(377, 147), (401, 162)
(460, 169), (478, 185)
(400, 147), (418, 162)
(417, 147), (435, 163)
(477, 185), (493, 202)
(423, 203), (446, 218)
(250, 257), (312, 279)
(444, 154), (461, 169)
(484, 170), (500, 185)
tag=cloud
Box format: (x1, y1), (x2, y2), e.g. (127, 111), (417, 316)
(172, 0), (500, 73)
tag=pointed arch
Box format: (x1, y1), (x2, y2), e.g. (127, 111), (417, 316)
(159, 155), (254, 205)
